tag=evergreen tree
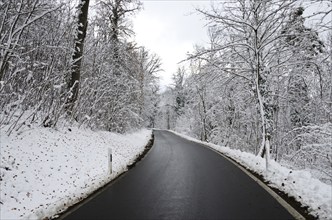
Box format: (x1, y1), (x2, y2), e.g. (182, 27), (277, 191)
(282, 7), (324, 127)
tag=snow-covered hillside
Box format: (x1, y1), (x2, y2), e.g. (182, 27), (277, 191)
(0, 125), (152, 220)
(170, 131), (332, 220)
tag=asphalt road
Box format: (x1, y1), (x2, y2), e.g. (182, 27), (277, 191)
(62, 130), (295, 220)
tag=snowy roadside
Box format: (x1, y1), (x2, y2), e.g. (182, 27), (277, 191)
(0, 125), (152, 220)
(170, 130), (332, 220)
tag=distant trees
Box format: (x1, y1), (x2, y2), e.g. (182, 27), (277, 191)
(136, 48), (162, 128)
(172, 67), (186, 117)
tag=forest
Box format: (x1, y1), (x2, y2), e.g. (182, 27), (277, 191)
(0, 0), (331, 185)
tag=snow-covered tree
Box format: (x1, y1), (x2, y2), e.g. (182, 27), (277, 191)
(192, 0), (298, 169)
(172, 67), (186, 117)
(185, 0), (331, 174)
(67, 0), (90, 111)
(0, 1), (75, 128)
(0, 0), (161, 134)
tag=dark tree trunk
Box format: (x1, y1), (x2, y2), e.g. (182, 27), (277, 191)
(111, 1), (120, 76)
(67, 0), (90, 110)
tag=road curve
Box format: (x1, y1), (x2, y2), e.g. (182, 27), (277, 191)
(62, 130), (295, 220)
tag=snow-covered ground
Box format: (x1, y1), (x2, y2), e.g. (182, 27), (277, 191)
(170, 131), (332, 220)
(0, 124), (152, 220)
(1, 124), (330, 220)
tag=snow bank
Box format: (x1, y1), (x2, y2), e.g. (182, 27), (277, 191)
(170, 131), (332, 220)
(0, 125), (152, 219)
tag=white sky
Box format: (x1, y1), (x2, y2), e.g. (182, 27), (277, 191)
(132, 0), (212, 89)
(131, 0), (331, 90)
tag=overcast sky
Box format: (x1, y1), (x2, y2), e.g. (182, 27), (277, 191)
(132, 0), (212, 89)
(131, 0), (331, 89)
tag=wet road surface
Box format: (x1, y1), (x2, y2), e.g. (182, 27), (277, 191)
(62, 130), (295, 220)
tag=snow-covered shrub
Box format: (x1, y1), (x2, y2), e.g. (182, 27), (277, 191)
(280, 123), (332, 184)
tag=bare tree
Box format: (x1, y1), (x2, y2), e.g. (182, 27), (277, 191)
(97, 0), (141, 76)
(0, 0), (60, 81)
(192, 0), (297, 169)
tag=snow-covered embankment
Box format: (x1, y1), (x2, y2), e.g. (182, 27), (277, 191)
(0, 125), (152, 219)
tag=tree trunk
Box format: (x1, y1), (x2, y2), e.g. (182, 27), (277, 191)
(67, 0), (90, 111)
(111, 1), (120, 76)
(256, 77), (271, 170)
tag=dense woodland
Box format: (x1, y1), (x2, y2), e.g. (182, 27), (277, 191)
(0, 0), (161, 133)
(0, 0), (331, 183)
